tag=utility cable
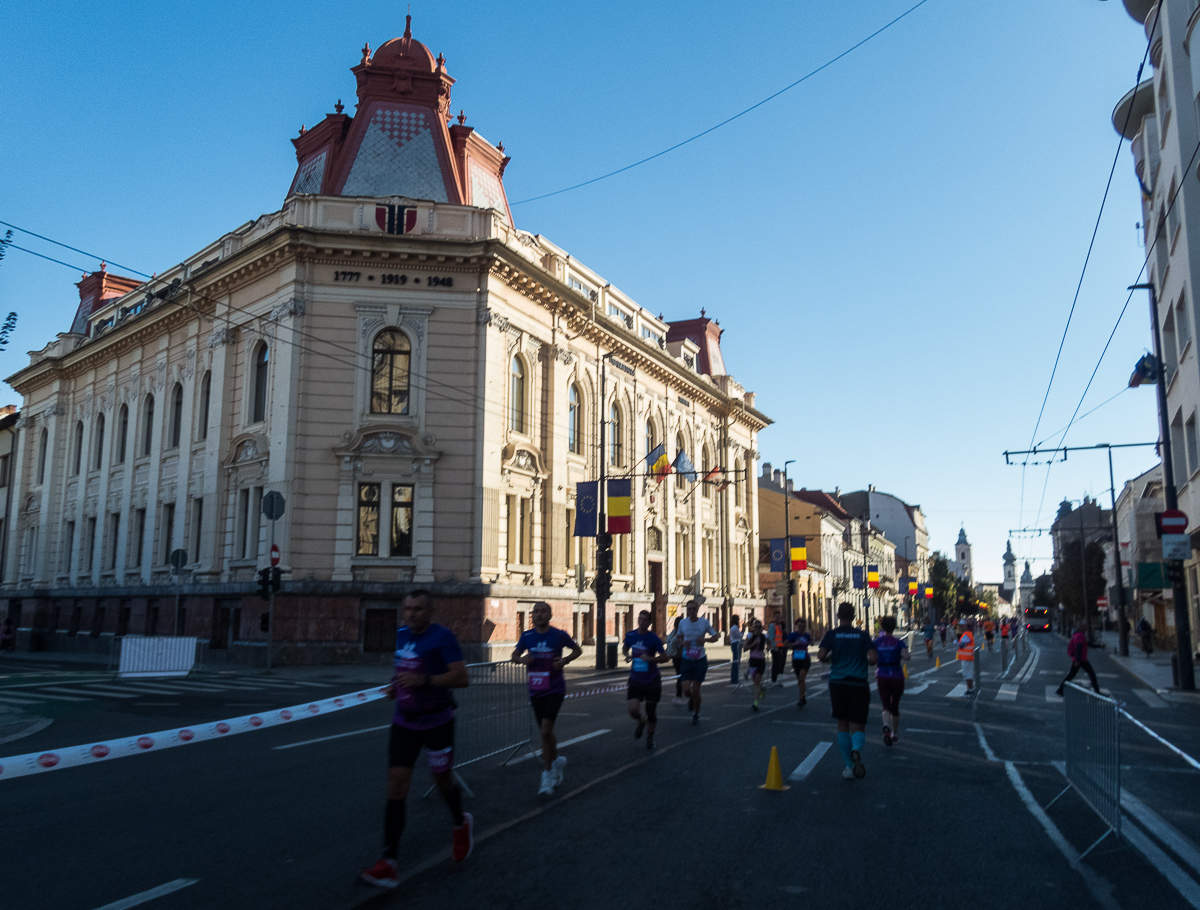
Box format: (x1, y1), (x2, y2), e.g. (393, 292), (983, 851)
(510, 0), (933, 206)
(6, 243), (88, 274)
(0, 220), (153, 278)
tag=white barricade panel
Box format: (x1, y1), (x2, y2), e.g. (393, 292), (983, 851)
(118, 636), (197, 678)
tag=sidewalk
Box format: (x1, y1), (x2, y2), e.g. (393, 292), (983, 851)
(1094, 630), (1178, 692)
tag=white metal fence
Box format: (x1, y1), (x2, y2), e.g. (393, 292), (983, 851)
(1050, 681), (1122, 855)
(455, 660), (533, 768)
(115, 636), (198, 678)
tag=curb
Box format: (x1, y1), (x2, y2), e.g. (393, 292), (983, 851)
(0, 716), (53, 747)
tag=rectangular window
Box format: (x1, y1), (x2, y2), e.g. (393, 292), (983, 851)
(84, 517), (97, 572)
(1188, 414), (1199, 478)
(566, 510), (575, 570)
(390, 485), (413, 557)
(108, 513), (120, 570)
(0, 453), (9, 487)
(63, 521), (75, 573)
(520, 498), (532, 564)
(117, 599), (131, 636)
(237, 489), (250, 560)
(91, 603), (106, 638)
(357, 483), (381, 556)
(162, 503), (175, 564)
(191, 497), (204, 563)
(133, 509), (146, 567)
(146, 598), (159, 636)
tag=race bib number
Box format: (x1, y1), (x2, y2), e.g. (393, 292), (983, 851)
(632, 658), (649, 672)
(529, 671), (551, 693)
(684, 645), (703, 661)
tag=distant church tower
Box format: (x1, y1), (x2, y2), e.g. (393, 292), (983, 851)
(953, 528), (973, 585)
(1019, 561), (1035, 611)
(1002, 540), (1018, 606)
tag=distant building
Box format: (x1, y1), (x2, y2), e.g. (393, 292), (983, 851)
(1001, 539), (1018, 607)
(837, 486), (929, 594)
(1019, 561), (1035, 610)
(950, 527), (973, 585)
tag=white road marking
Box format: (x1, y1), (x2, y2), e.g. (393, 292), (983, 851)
(947, 683), (968, 698)
(1121, 789), (1200, 879)
(974, 723), (998, 762)
(1123, 822), (1200, 909)
(0, 692), (44, 704)
(788, 742), (831, 781)
(274, 724), (390, 750)
(1004, 762), (1121, 910)
(90, 878), (200, 910)
(68, 686), (139, 699)
(1015, 647), (1039, 683)
(18, 690), (92, 701)
(1133, 688), (1169, 708)
(995, 684), (1019, 701)
(1118, 708), (1200, 770)
(113, 683), (194, 695)
(508, 729), (611, 763)
(904, 681), (934, 696)
(1045, 685), (1062, 703)
(905, 728), (966, 735)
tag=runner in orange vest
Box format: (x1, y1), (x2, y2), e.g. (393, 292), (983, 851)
(956, 620), (976, 698)
(983, 619), (996, 651)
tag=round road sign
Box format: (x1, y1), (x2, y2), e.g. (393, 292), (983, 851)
(169, 548), (189, 571)
(1161, 509), (1188, 533)
(270, 544), (280, 567)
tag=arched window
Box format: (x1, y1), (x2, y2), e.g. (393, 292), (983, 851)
(701, 444), (712, 498)
(199, 371), (211, 440)
(93, 413), (105, 471)
(72, 421), (84, 475)
(252, 344), (269, 424)
(170, 383), (183, 448)
(510, 357), (525, 433)
(142, 394), (155, 456)
(567, 384), (581, 454)
(37, 428), (48, 484)
(609, 403), (623, 465)
(675, 432), (687, 489)
(370, 330), (411, 414)
(116, 404), (128, 464)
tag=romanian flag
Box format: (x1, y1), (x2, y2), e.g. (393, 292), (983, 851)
(607, 479), (631, 534)
(646, 443), (671, 482)
(908, 580), (918, 596)
(867, 565), (879, 589)
(790, 537), (807, 571)
(924, 585), (933, 600)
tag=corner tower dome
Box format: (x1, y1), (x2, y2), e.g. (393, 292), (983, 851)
(286, 16), (513, 224)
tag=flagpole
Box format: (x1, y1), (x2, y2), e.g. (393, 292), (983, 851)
(783, 460), (795, 632)
(596, 353), (612, 671)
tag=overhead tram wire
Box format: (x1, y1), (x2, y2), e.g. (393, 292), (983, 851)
(1031, 387), (1130, 450)
(1030, 113), (1200, 529)
(0, 220), (153, 278)
(6, 244), (89, 273)
(1018, 0), (1163, 531)
(509, 0), (933, 206)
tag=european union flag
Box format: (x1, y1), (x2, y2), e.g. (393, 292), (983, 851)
(574, 481), (598, 537)
(672, 449), (697, 483)
(852, 565), (865, 590)
(769, 538), (786, 572)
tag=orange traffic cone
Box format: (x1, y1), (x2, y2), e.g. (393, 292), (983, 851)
(935, 656), (941, 668)
(760, 746), (789, 791)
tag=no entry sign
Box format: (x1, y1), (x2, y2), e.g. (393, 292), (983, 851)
(1157, 509), (1188, 537)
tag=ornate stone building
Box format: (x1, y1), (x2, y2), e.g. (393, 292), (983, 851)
(2, 22), (768, 662)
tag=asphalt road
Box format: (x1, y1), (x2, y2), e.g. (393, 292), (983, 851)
(2, 637), (1199, 910)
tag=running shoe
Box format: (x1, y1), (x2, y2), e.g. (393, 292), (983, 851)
(672, 696), (686, 706)
(798, 697), (806, 707)
(646, 733), (656, 750)
(883, 725), (893, 747)
(966, 688), (978, 700)
(751, 699), (759, 712)
(634, 717), (646, 739)
(538, 770), (555, 795)
(850, 749), (866, 779)
(890, 734), (900, 745)
(691, 712), (700, 725)
(452, 813), (474, 862)
(551, 755), (567, 786)
(359, 858), (400, 889)
(842, 767), (855, 780)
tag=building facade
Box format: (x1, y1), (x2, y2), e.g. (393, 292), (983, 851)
(1, 25), (769, 662)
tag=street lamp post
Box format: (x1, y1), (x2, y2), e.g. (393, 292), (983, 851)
(783, 460), (795, 630)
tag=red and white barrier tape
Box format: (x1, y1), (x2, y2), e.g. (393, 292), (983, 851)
(0, 684), (388, 781)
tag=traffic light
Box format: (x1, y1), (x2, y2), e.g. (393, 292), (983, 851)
(787, 579), (797, 596)
(260, 612), (270, 632)
(1166, 560), (1185, 585)
(597, 532), (613, 572)
(270, 567), (282, 593)
(257, 568), (271, 601)
(594, 572), (612, 602)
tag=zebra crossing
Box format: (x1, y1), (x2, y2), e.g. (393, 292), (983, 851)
(0, 675), (338, 708)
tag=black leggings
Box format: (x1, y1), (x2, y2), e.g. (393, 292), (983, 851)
(1062, 659), (1100, 693)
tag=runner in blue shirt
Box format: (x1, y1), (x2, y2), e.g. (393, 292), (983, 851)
(873, 616), (909, 746)
(623, 609), (670, 750)
(817, 602), (878, 780)
(785, 618), (814, 708)
(513, 601), (582, 795)
(360, 590), (472, 889)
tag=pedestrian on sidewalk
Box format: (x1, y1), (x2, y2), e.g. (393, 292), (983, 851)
(678, 601), (720, 725)
(787, 618), (813, 707)
(874, 616), (908, 746)
(512, 601), (583, 795)
(359, 590), (473, 890)
(956, 620), (975, 698)
(729, 614), (743, 685)
(746, 619), (768, 710)
(1056, 621), (1100, 695)
(817, 602), (878, 780)
(667, 616), (685, 705)
(768, 610), (787, 687)
(623, 609), (669, 750)
(922, 619), (935, 660)
(1136, 617), (1154, 656)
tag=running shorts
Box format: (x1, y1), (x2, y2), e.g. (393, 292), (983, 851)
(530, 691), (565, 724)
(829, 680), (871, 724)
(792, 656), (812, 673)
(679, 657), (708, 682)
(985, 632), (994, 641)
(627, 679), (662, 704)
(389, 719), (455, 771)
(876, 677), (905, 714)
(748, 657), (766, 676)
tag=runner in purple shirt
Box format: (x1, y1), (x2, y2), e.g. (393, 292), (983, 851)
(360, 590), (472, 890)
(623, 609), (670, 750)
(513, 601), (583, 795)
(873, 615), (909, 746)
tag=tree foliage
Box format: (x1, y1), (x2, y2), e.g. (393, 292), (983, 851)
(928, 552), (958, 619)
(1052, 539), (1107, 624)
(1033, 573), (1055, 607)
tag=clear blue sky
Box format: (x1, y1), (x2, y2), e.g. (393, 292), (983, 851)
(0, 0), (1161, 583)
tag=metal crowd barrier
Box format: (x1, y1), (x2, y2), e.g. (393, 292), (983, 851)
(116, 636), (198, 678)
(454, 660), (533, 769)
(973, 646), (981, 691)
(1049, 681), (1121, 855)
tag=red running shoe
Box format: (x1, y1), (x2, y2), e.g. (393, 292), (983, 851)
(453, 812), (474, 862)
(359, 858), (399, 889)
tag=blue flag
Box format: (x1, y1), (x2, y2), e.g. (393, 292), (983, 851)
(852, 565), (865, 590)
(672, 449), (697, 482)
(769, 538), (786, 572)
(574, 482), (598, 537)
